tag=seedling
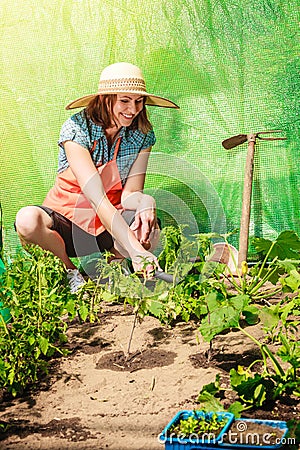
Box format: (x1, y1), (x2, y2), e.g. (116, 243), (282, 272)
(165, 410), (233, 443)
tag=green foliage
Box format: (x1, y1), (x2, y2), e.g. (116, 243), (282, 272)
(158, 225), (182, 272)
(253, 230), (300, 260)
(199, 293), (250, 342)
(230, 367), (275, 407)
(197, 375), (244, 417)
(0, 244), (118, 396)
(170, 411), (228, 438)
(65, 278), (106, 323)
(220, 231), (300, 301)
(194, 232), (300, 413)
(0, 202), (3, 260)
(0, 226), (299, 409)
(197, 294), (300, 412)
(0, 245), (72, 395)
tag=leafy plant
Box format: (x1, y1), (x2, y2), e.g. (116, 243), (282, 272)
(207, 231), (300, 302)
(0, 202), (3, 260)
(253, 230), (300, 260)
(168, 410), (230, 444)
(197, 295), (300, 411)
(64, 277), (105, 323)
(197, 374), (244, 417)
(170, 411), (228, 438)
(0, 245), (72, 395)
(158, 225), (183, 272)
(94, 254), (163, 356)
(194, 233), (300, 411)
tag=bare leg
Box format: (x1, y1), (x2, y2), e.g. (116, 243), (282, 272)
(15, 206), (76, 269)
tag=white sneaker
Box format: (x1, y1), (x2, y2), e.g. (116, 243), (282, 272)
(66, 269), (86, 293)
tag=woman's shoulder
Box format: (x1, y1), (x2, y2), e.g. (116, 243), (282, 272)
(63, 110), (87, 128)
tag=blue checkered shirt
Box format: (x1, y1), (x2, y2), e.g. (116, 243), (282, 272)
(57, 110), (156, 185)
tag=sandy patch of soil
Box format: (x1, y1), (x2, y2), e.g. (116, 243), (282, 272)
(0, 303), (299, 449)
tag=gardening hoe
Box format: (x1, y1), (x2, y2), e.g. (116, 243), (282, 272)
(154, 270), (174, 283)
(222, 130), (286, 267)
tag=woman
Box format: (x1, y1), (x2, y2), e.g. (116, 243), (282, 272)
(15, 62), (179, 292)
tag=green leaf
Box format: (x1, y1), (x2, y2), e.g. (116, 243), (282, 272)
(253, 231), (300, 260)
(205, 291), (219, 311)
(7, 368), (15, 384)
(230, 366), (249, 388)
(232, 372), (275, 406)
(277, 259), (300, 272)
(196, 391), (224, 412)
(148, 300), (163, 317)
(101, 290), (118, 302)
(79, 304), (89, 321)
(199, 296), (247, 342)
(38, 336), (49, 355)
(28, 335), (35, 346)
(283, 270), (300, 291)
(228, 401), (245, 417)
(242, 305), (260, 325)
(259, 306), (279, 330)
(230, 294), (249, 310)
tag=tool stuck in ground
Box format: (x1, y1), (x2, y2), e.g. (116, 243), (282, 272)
(222, 130), (286, 267)
(153, 241), (239, 285)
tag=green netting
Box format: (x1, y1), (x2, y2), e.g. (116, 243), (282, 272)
(1, 0), (299, 256)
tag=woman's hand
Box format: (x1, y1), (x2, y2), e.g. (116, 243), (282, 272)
(130, 249), (161, 277)
(130, 194), (157, 248)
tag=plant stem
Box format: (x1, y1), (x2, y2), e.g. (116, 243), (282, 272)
(37, 262), (42, 330)
(127, 309), (139, 357)
(249, 266), (278, 295)
(246, 244), (276, 292)
(237, 325), (285, 377)
(261, 344), (285, 377)
(253, 287), (281, 300)
(256, 242), (276, 281)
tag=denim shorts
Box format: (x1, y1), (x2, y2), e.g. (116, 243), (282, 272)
(37, 206), (135, 258)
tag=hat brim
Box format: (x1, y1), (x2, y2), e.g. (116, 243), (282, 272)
(65, 92), (179, 110)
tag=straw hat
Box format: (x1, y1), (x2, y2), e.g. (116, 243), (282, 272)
(65, 62), (179, 110)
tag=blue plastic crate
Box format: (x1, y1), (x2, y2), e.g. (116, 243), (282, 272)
(159, 410), (235, 450)
(218, 417), (289, 449)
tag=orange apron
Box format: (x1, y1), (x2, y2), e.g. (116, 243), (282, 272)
(43, 138), (123, 236)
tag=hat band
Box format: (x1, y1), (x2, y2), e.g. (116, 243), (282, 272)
(98, 77), (147, 93)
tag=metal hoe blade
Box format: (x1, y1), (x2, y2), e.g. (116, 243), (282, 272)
(222, 130), (286, 149)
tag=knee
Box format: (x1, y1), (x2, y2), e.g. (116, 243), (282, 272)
(15, 206), (44, 239)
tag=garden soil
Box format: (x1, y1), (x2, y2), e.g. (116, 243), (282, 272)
(0, 303), (299, 450)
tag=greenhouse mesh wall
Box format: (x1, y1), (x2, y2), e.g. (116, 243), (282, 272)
(1, 0), (299, 256)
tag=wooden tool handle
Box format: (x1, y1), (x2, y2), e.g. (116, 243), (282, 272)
(238, 137), (256, 266)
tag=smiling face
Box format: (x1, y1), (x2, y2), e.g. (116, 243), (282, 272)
(111, 94), (145, 128)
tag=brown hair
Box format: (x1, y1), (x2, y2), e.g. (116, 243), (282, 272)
(85, 94), (152, 134)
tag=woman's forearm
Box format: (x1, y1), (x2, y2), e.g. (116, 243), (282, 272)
(121, 191), (156, 211)
(81, 174), (146, 258)
(96, 197), (147, 258)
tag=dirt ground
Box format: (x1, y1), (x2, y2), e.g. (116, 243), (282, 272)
(0, 303), (299, 450)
